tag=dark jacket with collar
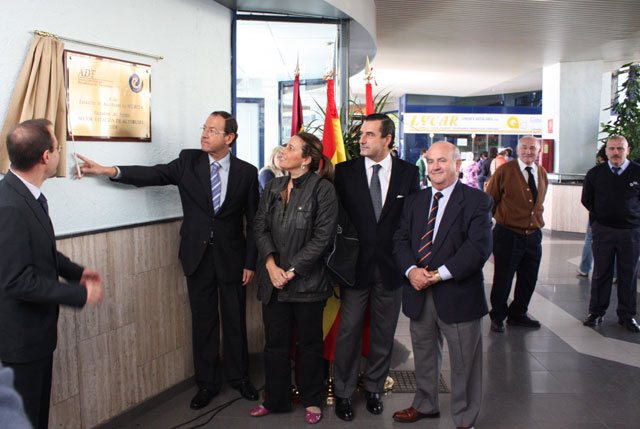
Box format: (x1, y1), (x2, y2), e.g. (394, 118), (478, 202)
(254, 171), (338, 304)
(334, 156), (420, 290)
(393, 181), (492, 323)
(0, 171), (86, 363)
(116, 149), (259, 280)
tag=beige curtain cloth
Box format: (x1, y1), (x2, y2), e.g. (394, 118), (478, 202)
(0, 34), (67, 176)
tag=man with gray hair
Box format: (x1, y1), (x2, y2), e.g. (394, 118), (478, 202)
(486, 136), (548, 333)
(392, 141), (492, 428)
(582, 136), (640, 332)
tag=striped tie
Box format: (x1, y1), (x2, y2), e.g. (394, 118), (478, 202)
(417, 192), (443, 268)
(210, 162), (222, 213)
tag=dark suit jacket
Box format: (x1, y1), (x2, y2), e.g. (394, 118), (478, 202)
(117, 149), (259, 281)
(0, 171), (86, 363)
(334, 156), (420, 290)
(393, 181), (492, 323)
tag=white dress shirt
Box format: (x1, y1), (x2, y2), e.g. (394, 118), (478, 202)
(10, 169), (41, 200)
(517, 158), (538, 187)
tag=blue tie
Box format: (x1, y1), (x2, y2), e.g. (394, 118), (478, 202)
(37, 193), (49, 216)
(210, 162), (222, 213)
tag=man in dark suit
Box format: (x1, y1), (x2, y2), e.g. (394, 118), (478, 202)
(582, 135), (640, 332)
(392, 141), (492, 429)
(0, 119), (104, 429)
(78, 111), (259, 409)
(333, 113), (420, 421)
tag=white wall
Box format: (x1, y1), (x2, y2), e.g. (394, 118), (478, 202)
(0, 0), (232, 235)
(542, 61), (603, 174)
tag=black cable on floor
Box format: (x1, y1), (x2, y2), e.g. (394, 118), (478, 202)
(167, 386), (264, 429)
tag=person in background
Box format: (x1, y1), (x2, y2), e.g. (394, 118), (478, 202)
(416, 149), (428, 188)
(489, 149), (508, 175)
(460, 152), (480, 189)
(477, 149), (494, 190)
(582, 136), (640, 332)
(504, 147), (514, 161)
(577, 144), (617, 280)
(251, 132), (338, 424)
(487, 136), (548, 333)
(259, 146), (284, 198)
(0, 362), (30, 429)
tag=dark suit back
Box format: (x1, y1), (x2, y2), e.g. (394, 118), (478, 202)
(117, 149), (259, 280)
(393, 181), (493, 323)
(0, 171), (86, 363)
(334, 156), (420, 289)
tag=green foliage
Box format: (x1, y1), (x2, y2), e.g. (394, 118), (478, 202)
(600, 63), (640, 159)
(305, 91), (392, 160)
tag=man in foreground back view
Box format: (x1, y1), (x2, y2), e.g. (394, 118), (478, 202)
(0, 119), (104, 428)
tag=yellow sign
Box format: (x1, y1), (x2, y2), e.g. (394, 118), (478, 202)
(404, 113), (542, 135)
(66, 51), (151, 141)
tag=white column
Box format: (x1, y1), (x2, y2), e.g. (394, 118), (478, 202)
(542, 61), (605, 174)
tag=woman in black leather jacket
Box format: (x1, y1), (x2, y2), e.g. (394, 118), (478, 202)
(250, 132), (338, 424)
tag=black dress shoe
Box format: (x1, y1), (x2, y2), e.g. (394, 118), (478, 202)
(232, 380), (259, 401)
(507, 314), (541, 328)
(365, 391), (383, 415)
(335, 397), (354, 421)
(190, 388), (218, 410)
(490, 320), (504, 332)
(583, 313), (603, 326)
(618, 317), (640, 332)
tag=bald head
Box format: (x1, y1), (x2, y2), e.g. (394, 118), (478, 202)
(516, 136), (540, 166)
(426, 141), (461, 190)
(6, 118), (55, 172)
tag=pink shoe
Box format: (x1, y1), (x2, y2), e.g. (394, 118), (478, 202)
(305, 408), (323, 424)
(250, 405), (271, 417)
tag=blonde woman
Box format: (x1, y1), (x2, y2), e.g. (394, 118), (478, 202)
(258, 146), (284, 198)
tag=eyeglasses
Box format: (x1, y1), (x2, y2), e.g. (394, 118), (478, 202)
(200, 126), (226, 135)
(50, 144), (62, 153)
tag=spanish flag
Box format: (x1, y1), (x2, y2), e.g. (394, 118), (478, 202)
(321, 78), (347, 164)
(322, 77), (348, 361)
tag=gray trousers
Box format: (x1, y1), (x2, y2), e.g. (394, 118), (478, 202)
(333, 281), (402, 397)
(411, 289), (483, 428)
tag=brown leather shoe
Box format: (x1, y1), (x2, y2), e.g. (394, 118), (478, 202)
(392, 407), (440, 423)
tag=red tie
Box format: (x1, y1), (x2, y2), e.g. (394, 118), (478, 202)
(417, 192), (442, 268)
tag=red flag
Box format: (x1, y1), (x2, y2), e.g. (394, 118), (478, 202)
(291, 72), (303, 136)
(365, 82), (374, 116)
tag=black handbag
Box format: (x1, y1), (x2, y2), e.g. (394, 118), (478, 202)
(324, 200), (359, 287)
(310, 177), (359, 287)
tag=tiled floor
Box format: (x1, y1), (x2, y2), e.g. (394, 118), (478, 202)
(103, 231), (640, 428)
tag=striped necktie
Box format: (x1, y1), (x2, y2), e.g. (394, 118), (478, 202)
(210, 162), (222, 213)
(418, 192), (443, 268)
(612, 166), (621, 176)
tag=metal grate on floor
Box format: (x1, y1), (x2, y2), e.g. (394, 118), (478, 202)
(388, 370), (450, 394)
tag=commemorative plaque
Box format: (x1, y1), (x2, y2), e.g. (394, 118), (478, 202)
(65, 50), (151, 141)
